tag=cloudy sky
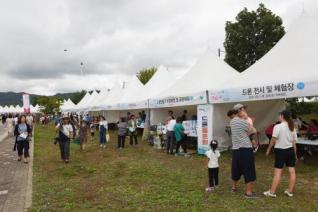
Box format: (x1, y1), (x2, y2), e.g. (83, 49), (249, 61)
(1, 0), (317, 95)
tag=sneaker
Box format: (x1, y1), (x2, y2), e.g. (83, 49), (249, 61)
(244, 193), (258, 199)
(231, 188), (237, 193)
(100, 144), (103, 148)
(205, 187), (214, 192)
(284, 190), (294, 197)
(253, 144), (259, 153)
(103, 145), (106, 148)
(263, 190), (277, 198)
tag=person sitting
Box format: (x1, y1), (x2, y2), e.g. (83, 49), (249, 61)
(265, 122), (281, 143)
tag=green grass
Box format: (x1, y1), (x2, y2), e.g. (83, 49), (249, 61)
(31, 125), (318, 211)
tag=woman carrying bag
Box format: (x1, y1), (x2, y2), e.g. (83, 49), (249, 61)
(99, 116), (108, 148)
(55, 113), (74, 163)
(14, 115), (32, 164)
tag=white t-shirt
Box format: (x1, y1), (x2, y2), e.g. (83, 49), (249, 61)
(205, 150), (220, 168)
(166, 119), (176, 131)
(99, 120), (108, 130)
(272, 122), (298, 149)
(57, 123), (73, 138)
(26, 115), (33, 125)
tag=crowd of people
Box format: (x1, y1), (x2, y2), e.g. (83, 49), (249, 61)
(1, 102), (317, 199)
(53, 111), (146, 163)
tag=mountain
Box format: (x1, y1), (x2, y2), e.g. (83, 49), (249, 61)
(0, 92), (76, 106)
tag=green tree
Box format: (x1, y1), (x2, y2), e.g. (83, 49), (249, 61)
(136, 67), (157, 85)
(71, 90), (87, 105)
(224, 4), (285, 72)
(35, 96), (62, 114)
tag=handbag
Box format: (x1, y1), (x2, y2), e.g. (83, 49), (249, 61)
(106, 133), (110, 142)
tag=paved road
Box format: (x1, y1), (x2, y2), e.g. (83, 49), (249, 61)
(0, 125), (32, 212)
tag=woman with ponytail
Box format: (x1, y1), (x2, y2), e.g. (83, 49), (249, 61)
(264, 110), (298, 198)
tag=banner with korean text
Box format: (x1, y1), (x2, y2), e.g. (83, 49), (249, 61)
(197, 104), (213, 155)
(22, 93), (30, 113)
(209, 80), (318, 103)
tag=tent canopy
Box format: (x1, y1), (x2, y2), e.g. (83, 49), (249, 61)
(210, 13), (318, 103)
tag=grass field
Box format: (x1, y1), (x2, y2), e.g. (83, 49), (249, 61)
(31, 124), (318, 211)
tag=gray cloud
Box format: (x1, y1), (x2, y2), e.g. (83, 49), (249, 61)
(0, 0), (317, 94)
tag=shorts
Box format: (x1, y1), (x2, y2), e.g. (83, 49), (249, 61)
(232, 148), (256, 183)
(274, 148), (296, 169)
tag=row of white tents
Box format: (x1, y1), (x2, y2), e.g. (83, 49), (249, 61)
(61, 13), (318, 150)
(0, 104), (41, 114)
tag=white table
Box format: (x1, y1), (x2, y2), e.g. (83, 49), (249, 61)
(297, 138), (318, 146)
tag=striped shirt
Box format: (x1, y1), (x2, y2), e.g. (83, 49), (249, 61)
(230, 117), (252, 150)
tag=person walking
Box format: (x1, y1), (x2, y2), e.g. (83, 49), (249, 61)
(128, 115), (138, 146)
(5, 114), (14, 137)
(166, 116), (176, 154)
(264, 110), (298, 198)
(79, 120), (89, 151)
(174, 117), (187, 154)
(205, 140), (220, 192)
(117, 117), (127, 149)
(99, 116), (108, 148)
(230, 106), (256, 198)
(14, 115), (32, 163)
(55, 113), (74, 163)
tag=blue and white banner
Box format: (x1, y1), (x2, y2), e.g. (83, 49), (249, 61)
(149, 91), (207, 108)
(197, 104), (213, 155)
(209, 81), (317, 103)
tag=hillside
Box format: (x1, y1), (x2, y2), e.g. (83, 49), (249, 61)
(0, 92), (76, 106)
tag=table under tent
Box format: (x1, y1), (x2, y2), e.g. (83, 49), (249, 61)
(209, 13), (318, 153)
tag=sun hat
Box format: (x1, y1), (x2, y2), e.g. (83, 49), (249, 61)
(62, 113), (69, 119)
(233, 104), (247, 111)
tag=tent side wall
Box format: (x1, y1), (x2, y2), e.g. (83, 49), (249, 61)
(150, 105), (197, 125)
(213, 99), (286, 148)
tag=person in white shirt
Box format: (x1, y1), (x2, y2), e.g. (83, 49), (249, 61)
(99, 116), (108, 148)
(264, 110), (298, 198)
(166, 116), (176, 154)
(55, 113), (74, 163)
(205, 140), (221, 192)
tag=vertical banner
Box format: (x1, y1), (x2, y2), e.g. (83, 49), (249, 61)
(197, 104), (213, 155)
(22, 93), (30, 113)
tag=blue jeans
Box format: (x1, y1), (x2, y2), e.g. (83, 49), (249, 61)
(99, 129), (107, 145)
(59, 139), (70, 161)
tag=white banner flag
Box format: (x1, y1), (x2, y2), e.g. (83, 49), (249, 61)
(22, 93), (30, 113)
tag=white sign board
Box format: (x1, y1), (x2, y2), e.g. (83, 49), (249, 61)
(22, 93), (30, 113)
(149, 91), (207, 108)
(197, 104), (213, 155)
(209, 81), (318, 103)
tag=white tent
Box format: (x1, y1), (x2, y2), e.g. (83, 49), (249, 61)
(89, 88), (111, 111)
(149, 50), (240, 110)
(79, 91), (99, 111)
(110, 76), (145, 110)
(72, 91), (92, 112)
(148, 50), (240, 125)
(61, 99), (76, 112)
(209, 13), (318, 104)
(209, 13), (318, 146)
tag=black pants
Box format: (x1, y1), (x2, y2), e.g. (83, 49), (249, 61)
(167, 131), (175, 154)
(130, 133), (138, 145)
(208, 168), (219, 187)
(17, 140), (29, 157)
(176, 138), (187, 153)
(59, 139), (70, 161)
(118, 135), (126, 148)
